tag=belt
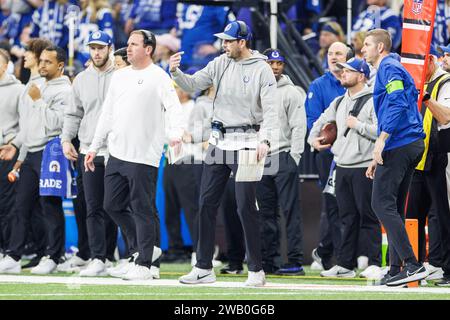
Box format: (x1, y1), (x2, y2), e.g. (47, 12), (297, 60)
(223, 125), (260, 133)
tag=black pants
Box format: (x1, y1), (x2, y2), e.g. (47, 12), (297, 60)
(163, 162), (200, 252)
(314, 151), (341, 267)
(73, 158), (90, 260)
(335, 166), (381, 269)
(371, 139), (424, 270)
(7, 151), (65, 263)
(78, 154), (118, 261)
(221, 176), (245, 267)
(406, 169), (442, 265)
(256, 152), (304, 268)
(103, 156), (159, 268)
(196, 146), (262, 271)
(406, 153), (450, 276)
(0, 156), (16, 252)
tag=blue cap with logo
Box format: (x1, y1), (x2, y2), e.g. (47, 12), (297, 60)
(87, 30), (112, 46)
(266, 49), (286, 63)
(337, 57), (370, 79)
(437, 44), (450, 55)
(214, 21), (252, 41)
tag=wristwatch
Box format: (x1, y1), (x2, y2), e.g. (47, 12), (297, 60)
(261, 139), (271, 148)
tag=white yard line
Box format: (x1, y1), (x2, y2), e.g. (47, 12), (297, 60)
(0, 275), (449, 295)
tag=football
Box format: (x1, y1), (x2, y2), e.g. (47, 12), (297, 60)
(319, 121), (337, 145)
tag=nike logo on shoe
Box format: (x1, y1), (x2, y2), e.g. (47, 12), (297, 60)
(197, 274), (211, 280)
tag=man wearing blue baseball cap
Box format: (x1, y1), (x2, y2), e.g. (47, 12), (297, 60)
(170, 20), (278, 287)
(309, 57), (382, 280)
(438, 44), (450, 73)
(256, 48), (307, 276)
(60, 30), (124, 277)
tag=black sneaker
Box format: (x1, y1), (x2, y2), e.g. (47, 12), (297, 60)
(22, 255), (43, 269)
(262, 264), (279, 275)
(386, 264), (429, 287)
(435, 277), (450, 287)
(275, 264), (306, 276)
(220, 265), (244, 275)
(375, 273), (393, 286)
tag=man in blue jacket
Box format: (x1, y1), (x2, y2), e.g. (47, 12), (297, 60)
(362, 29), (428, 286)
(305, 41), (348, 270)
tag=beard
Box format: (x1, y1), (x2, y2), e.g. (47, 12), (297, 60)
(92, 55), (109, 69)
(341, 78), (359, 89)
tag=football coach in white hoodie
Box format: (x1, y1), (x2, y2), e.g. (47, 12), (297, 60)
(170, 20), (278, 287)
(84, 30), (183, 280)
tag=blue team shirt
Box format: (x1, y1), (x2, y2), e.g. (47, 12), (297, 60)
(30, 0), (78, 50)
(177, 4), (232, 68)
(75, 8), (114, 65)
(353, 6), (402, 50)
(305, 71), (345, 130)
(373, 54), (425, 151)
(432, 0), (450, 47)
(129, 0), (177, 32)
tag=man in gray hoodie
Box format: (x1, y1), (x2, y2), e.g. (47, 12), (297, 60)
(0, 45), (72, 275)
(256, 48), (307, 276)
(0, 48), (24, 259)
(60, 31), (121, 277)
(308, 58), (382, 279)
(170, 20), (278, 287)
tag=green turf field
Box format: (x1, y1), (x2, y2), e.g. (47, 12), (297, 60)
(0, 263), (449, 300)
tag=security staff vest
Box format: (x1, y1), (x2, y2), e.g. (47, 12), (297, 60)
(416, 72), (450, 171)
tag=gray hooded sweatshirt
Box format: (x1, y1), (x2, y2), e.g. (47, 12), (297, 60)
(270, 74), (307, 165)
(307, 86), (377, 168)
(171, 51), (278, 144)
(188, 95), (213, 144)
(0, 74), (25, 146)
(61, 62), (114, 154)
(13, 75), (72, 152)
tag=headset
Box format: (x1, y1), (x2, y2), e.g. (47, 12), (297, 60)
(236, 21), (250, 41)
(136, 29), (156, 56)
(346, 43), (355, 61)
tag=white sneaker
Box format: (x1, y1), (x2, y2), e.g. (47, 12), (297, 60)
(31, 256), (57, 275)
(191, 252), (222, 268)
(191, 252), (197, 267)
(107, 254), (138, 278)
(359, 265), (383, 280)
(310, 261), (324, 271)
(0, 255), (21, 274)
(179, 267), (216, 284)
(57, 255), (89, 273)
(357, 256), (369, 270)
(212, 246), (222, 267)
(152, 246), (162, 262)
(108, 261), (134, 278)
(122, 264), (153, 280)
(320, 265), (356, 278)
(105, 259), (114, 269)
(311, 248), (324, 270)
(424, 263), (444, 280)
(150, 266), (160, 279)
(245, 270), (266, 287)
(79, 259), (107, 277)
